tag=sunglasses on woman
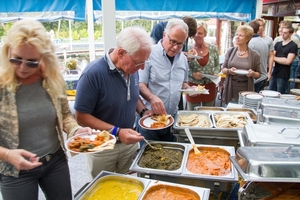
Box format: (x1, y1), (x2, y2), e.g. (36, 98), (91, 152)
(9, 58), (40, 68)
(8, 49), (41, 68)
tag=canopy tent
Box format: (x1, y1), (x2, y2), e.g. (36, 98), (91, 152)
(0, 0), (86, 22)
(93, 0), (256, 22)
(0, 0), (257, 22)
(0, 0), (260, 60)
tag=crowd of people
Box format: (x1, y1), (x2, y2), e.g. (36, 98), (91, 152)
(0, 17), (299, 199)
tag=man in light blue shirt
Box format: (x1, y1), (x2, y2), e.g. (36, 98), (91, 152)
(136, 19), (190, 144)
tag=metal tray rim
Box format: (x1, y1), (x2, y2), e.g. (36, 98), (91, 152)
(174, 111), (213, 128)
(181, 144), (238, 181)
(211, 111), (253, 129)
(229, 156), (300, 182)
(129, 142), (189, 175)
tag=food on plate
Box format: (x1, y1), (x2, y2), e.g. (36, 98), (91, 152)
(197, 84), (205, 91)
(150, 121), (167, 128)
(214, 114), (248, 128)
(188, 48), (197, 55)
(84, 179), (143, 200)
(178, 114), (211, 127)
(187, 147), (231, 176)
(139, 145), (183, 170)
(150, 114), (171, 128)
(296, 96), (300, 100)
(142, 184), (200, 200)
(67, 130), (111, 152)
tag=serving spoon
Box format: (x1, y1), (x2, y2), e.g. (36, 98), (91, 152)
(143, 138), (161, 150)
(184, 128), (201, 155)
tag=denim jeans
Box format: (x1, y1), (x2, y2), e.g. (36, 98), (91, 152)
(0, 150), (72, 200)
(290, 60), (299, 89)
(255, 79), (267, 93)
(269, 76), (289, 94)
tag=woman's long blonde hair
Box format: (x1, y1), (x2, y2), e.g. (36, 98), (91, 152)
(0, 19), (65, 97)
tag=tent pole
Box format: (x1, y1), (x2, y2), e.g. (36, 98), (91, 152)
(69, 20), (73, 51)
(87, 0), (96, 61)
(102, 0), (116, 52)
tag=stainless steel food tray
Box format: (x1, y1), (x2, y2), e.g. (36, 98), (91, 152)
(225, 108), (257, 122)
(181, 144), (238, 182)
(194, 106), (225, 112)
(174, 110), (213, 128)
(75, 171), (210, 200)
(130, 141), (188, 176)
(230, 146), (300, 182)
(75, 171), (151, 200)
(130, 141), (238, 182)
(257, 97), (300, 124)
(139, 180), (210, 200)
(238, 124), (300, 147)
(211, 111), (253, 129)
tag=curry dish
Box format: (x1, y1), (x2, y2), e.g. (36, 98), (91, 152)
(84, 179), (143, 200)
(142, 184), (200, 200)
(138, 145), (183, 170)
(186, 147), (231, 176)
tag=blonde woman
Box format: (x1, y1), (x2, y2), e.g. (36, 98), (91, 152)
(0, 19), (92, 199)
(221, 25), (261, 104)
(186, 21), (220, 109)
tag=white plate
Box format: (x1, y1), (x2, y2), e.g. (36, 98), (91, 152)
(259, 90), (281, 98)
(184, 52), (202, 59)
(139, 115), (174, 130)
(179, 89), (210, 96)
(65, 132), (116, 154)
(234, 69), (249, 75)
(245, 94), (264, 100)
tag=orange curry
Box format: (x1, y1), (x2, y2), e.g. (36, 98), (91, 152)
(186, 148), (231, 176)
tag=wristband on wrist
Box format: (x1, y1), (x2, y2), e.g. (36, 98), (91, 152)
(139, 108), (148, 117)
(112, 126), (118, 136)
(116, 128), (121, 137)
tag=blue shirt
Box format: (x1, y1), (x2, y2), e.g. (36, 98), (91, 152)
(75, 51), (139, 128)
(139, 42), (188, 115)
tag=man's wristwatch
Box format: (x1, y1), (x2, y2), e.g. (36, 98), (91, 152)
(139, 108), (148, 117)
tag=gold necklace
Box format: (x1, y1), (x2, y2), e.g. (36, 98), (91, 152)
(237, 49), (247, 56)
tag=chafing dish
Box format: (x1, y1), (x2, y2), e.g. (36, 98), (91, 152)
(130, 141), (187, 176)
(238, 124), (300, 147)
(194, 106), (225, 112)
(130, 141), (238, 192)
(211, 111), (253, 129)
(231, 146), (300, 199)
(140, 180), (210, 200)
(75, 171), (150, 200)
(230, 146), (300, 182)
(225, 108), (257, 122)
(75, 171), (210, 200)
(174, 110), (213, 128)
(173, 111), (240, 149)
(257, 97), (300, 125)
(238, 182), (300, 199)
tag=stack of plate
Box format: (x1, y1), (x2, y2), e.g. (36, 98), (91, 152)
(243, 93), (264, 110)
(238, 91), (258, 104)
(259, 90), (281, 98)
